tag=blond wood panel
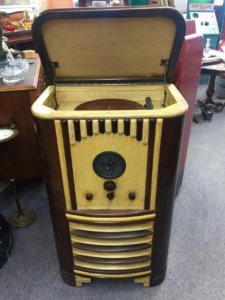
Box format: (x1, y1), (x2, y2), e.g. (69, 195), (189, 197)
(68, 120), (76, 146)
(80, 120), (87, 139)
(54, 120), (71, 210)
(150, 119), (163, 211)
(92, 120), (99, 135)
(69, 132), (149, 209)
(66, 213), (155, 223)
(142, 119), (149, 145)
(72, 248), (152, 259)
(56, 90), (163, 104)
(118, 119), (124, 135)
(130, 119), (137, 138)
(74, 269), (151, 278)
(71, 235), (153, 246)
(105, 119), (112, 134)
(42, 18), (176, 79)
(74, 260), (151, 270)
(31, 85), (188, 120)
(69, 221), (153, 233)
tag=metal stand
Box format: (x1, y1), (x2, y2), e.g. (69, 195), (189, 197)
(0, 129), (35, 230)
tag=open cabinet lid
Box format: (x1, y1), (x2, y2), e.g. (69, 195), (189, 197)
(32, 7), (186, 85)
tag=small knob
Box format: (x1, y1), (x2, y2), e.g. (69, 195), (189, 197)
(86, 193), (93, 201)
(104, 181), (116, 191)
(107, 192), (114, 200)
(128, 192), (136, 200)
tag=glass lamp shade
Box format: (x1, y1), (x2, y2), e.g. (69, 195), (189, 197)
(0, 128), (19, 143)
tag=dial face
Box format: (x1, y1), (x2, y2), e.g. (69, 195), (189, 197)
(93, 151), (126, 179)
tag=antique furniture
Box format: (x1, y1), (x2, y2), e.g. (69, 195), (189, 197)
(0, 127), (35, 229)
(198, 60), (225, 112)
(174, 20), (203, 193)
(0, 54), (45, 182)
(32, 7), (187, 287)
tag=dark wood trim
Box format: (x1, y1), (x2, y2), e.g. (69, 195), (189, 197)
(35, 118), (74, 274)
(74, 265), (151, 276)
(99, 119), (105, 134)
(145, 119), (156, 210)
(112, 119), (117, 134)
(72, 243), (152, 252)
(70, 230), (152, 239)
(124, 119), (130, 136)
(32, 7), (186, 85)
(66, 209), (155, 217)
(150, 115), (185, 284)
(61, 120), (77, 210)
(87, 120), (93, 136)
(60, 269), (76, 286)
(74, 120), (81, 142)
(137, 119), (143, 141)
(74, 255), (150, 264)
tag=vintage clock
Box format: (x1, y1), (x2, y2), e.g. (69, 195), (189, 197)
(32, 7), (187, 288)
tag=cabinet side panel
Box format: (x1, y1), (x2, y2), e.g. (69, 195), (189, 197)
(34, 117), (75, 283)
(150, 115), (185, 286)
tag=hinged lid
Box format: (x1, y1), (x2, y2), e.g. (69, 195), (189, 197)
(32, 7), (186, 85)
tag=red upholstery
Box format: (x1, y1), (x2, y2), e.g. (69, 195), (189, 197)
(174, 20), (203, 193)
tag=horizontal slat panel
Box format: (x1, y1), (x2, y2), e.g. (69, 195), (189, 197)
(73, 247), (152, 259)
(69, 222), (153, 233)
(74, 268), (151, 278)
(74, 255), (150, 265)
(71, 230), (152, 240)
(67, 209), (154, 218)
(66, 213), (156, 224)
(71, 235), (153, 246)
(72, 243), (152, 252)
(74, 259), (151, 270)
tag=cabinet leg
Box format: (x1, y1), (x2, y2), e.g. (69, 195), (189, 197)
(134, 276), (150, 287)
(75, 275), (91, 287)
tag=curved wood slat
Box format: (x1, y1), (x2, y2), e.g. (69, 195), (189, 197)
(71, 235), (153, 246)
(71, 230), (152, 239)
(74, 259), (151, 270)
(72, 243), (152, 252)
(72, 247), (152, 259)
(74, 120), (81, 142)
(87, 120), (92, 136)
(69, 221), (153, 233)
(66, 209), (154, 218)
(124, 119), (130, 136)
(67, 217), (155, 225)
(74, 266), (151, 278)
(74, 255), (150, 265)
(74, 266), (151, 277)
(66, 213), (156, 224)
(112, 119), (117, 134)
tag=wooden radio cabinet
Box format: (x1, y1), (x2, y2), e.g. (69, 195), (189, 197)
(32, 7), (188, 287)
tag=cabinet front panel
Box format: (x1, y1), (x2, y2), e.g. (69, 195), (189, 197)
(70, 132), (148, 209)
